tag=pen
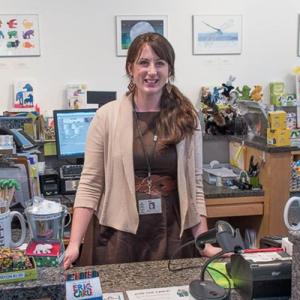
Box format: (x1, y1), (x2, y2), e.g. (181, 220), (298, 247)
(243, 247), (283, 253)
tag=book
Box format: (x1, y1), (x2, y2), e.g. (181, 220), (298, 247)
(66, 83), (87, 109)
(13, 80), (35, 109)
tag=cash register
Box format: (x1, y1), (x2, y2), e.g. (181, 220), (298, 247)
(230, 250), (291, 300)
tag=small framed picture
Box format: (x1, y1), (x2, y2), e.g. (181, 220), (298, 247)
(193, 15), (242, 55)
(116, 15), (168, 56)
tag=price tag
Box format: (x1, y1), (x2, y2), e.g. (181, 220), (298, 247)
(65, 271), (103, 300)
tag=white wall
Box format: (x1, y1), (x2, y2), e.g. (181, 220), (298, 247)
(1, 0), (300, 115)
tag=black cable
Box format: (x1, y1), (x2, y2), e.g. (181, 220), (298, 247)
(168, 239), (202, 272)
(200, 250), (226, 281)
(207, 265), (232, 299)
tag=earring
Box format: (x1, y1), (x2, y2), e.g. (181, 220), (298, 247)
(127, 77), (135, 93)
(166, 79), (172, 95)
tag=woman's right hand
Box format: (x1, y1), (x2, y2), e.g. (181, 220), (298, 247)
(63, 243), (80, 270)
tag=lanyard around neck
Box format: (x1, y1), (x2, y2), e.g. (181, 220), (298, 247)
(132, 100), (158, 194)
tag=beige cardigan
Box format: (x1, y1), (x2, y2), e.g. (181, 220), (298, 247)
(74, 94), (207, 236)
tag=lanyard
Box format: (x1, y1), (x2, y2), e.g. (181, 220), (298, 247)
(132, 100), (158, 195)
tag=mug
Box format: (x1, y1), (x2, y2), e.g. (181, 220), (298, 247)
(0, 210), (26, 248)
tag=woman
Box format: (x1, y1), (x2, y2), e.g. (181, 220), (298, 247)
(63, 32), (221, 269)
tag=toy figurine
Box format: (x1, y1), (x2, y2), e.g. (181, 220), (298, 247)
(250, 85), (263, 102)
(221, 75), (236, 100)
(200, 86), (212, 106)
(236, 85), (251, 100)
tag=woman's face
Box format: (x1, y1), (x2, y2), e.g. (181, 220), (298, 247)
(129, 44), (169, 98)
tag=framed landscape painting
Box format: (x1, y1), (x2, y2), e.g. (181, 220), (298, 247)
(193, 15), (242, 55)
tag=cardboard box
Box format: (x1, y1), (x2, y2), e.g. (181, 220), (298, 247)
(290, 129), (300, 147)
(270, 82), (285, 106)
(0, 257), (37, 284)
(268, 111), (287, 130)
(25, 241), (63, 267)
(267, 128), (291, 147)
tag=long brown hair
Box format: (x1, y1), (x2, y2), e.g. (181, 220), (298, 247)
(126, 32), (199, 145)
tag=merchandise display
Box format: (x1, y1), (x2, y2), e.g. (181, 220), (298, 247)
(0, 248), (37, 284)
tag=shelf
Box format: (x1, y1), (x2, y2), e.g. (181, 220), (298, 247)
(206, 195), (264, 218)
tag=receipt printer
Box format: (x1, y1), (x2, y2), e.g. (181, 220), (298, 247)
(230, 251), (291, 300)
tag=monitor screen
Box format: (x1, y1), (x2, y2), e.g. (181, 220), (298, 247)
(53, 109), (97, 160)
(87, 91), (116, 107)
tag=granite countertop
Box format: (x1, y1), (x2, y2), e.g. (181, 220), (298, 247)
(229, 135), (298, 153)
(204, 181), (264, 199)
(0, 258), (242, 300)
(69, 258), (242, 299)
(203, 133), (299, 153)
(0, 267), (65, 300)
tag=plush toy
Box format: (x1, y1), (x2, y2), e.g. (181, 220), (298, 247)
(236, 85), (251, 100)
(221, 75), (236, 100)
(200, 86), (212, 106)
(250, 85), (263, 102)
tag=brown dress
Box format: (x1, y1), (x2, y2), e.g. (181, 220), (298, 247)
(80, 112), (198, 266)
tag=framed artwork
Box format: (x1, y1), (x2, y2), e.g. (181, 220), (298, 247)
(0, 14), (40, 57)
(13, 80), (36, 109)
(193, 15), (242, 55)
(116, 15), (168, 56)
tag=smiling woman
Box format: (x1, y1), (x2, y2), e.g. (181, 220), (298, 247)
(63, 32), (222, 269)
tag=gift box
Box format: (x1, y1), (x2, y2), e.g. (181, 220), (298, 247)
(267, 128), (291, 147)
(25, 241), (64, 267)
(268, 111), (287, 130)
(0, 248), (37, 284)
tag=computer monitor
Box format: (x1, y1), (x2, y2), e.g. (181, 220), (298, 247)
(53, 109), (97, 160)
(87, 91), (116, 107)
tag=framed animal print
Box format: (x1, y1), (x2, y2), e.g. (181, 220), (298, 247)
(0, 14), (40, 57)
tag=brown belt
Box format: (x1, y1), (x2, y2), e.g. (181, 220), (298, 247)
(135, 175), (177, 197)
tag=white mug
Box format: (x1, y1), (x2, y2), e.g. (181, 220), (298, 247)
(0, 210), (26, 248)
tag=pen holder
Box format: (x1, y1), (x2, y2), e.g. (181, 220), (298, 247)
(249, 176), (260, 188)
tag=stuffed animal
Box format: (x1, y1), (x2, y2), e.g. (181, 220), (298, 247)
(250, 85), (263, 102)
(236, 85), (251, 100)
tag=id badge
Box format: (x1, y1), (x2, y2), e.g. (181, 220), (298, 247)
(138, 198), (162, 215)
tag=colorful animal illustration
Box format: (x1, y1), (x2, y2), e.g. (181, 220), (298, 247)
(7, 19), (17, 29)
(7, 30), (17, 39)
(236, 85), (251, 100)
(250, 85), (263, 102)
(23, 41), (35, 48)
(33, 243), (52, 255)
(23, 30), (34, 39)
(23, 19), (33, 29)
(6, 40), (20, 48)
(23, 83), (33, 92)
(0, 31), (4, 39)
(16, 91), (24, 105)
(24, 94), (33, 106)
(0, 20), (2, 28)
